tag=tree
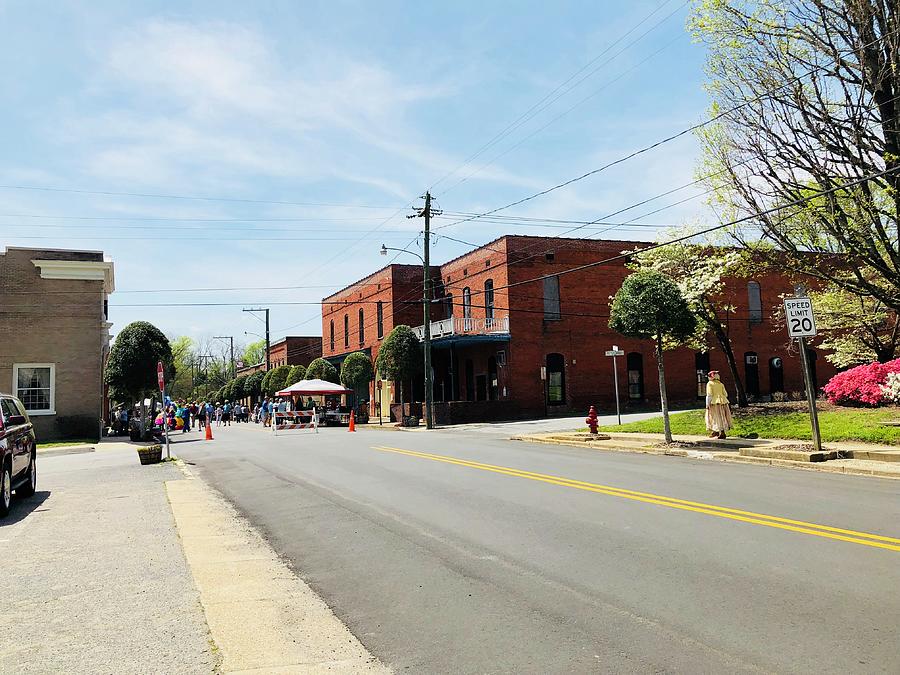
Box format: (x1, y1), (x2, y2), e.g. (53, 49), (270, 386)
(231, 374), (249, 401)
(169, 335), (195, 399)
(808, 284), (900, 366)
(286, 365), (307, 387)
(306, 357), (338, 383)
(260, 370), (274, 398)
(246, 371), (265, 401)
(691, 0), (900, 312)
(609, 271), (697, 443)
(267, 365), (292, 396)
(242, 339), (266, 367)
(631, 240), (751, 407)
(105, 321), (173, 437)
(376, 325), (422, 405)
(341, 352), (374, 403)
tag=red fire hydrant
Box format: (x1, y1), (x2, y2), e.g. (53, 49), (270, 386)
(585, 405), (599, 435)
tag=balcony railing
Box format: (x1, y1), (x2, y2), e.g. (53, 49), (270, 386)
(413, 316), (509, 341)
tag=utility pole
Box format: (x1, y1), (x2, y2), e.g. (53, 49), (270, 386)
(409, 192), (439, 429)
(214, 335), (235, 379)
(243, 308), (271, 371)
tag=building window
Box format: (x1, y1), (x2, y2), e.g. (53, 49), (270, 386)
(377, 301), (384, 339)
(358, 309), (365, 346)
(627, 353), (644, 400)
(748, 281), (762, 323)
(329, 320), (335, 352)
(484, 279), (494, 320)
(444, 293), (454, 319)
(14, 363), (55, 414)
(463, 287), (472, 320)
(344, 314), (349, 348)
(695, 352), (710, 398)
(546, 353), (565, 404)
(543, 275), (561, 320)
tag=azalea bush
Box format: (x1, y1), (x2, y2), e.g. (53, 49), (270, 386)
(822, 359), (900, 406)
(881, 372), (900, 405)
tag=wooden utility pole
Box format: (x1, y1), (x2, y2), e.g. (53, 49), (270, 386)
(422, 193), (434, 429)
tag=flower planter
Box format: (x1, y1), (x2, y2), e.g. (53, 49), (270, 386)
(137, 444), (163, 465)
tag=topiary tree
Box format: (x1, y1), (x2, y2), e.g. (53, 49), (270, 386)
(246, 371), (265, 401)
(306, 357), (338, 383)
(610, 270), (696, 443)
(341, 351), (373, 400)
(232, 375), (249, 402)
(376, 325), (422, 405)
(286, 365), (307, 387)
(260, 370), (274, 398)
(104, 321), (174, 437)
(267, 364), (292, 396)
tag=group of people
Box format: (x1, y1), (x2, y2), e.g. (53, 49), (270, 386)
(156, 400), (253, 432)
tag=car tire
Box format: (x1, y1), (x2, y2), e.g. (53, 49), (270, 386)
(0, 464), (11, 518)
(17, 452), (36, 498)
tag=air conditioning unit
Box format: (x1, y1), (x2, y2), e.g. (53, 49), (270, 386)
(771, 357), (783, 369)
(745, 355), (758, 365)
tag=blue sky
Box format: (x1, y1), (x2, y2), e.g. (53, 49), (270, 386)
(0, 0), (711, 350)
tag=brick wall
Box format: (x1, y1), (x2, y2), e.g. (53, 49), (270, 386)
(0, 248), (110, 440)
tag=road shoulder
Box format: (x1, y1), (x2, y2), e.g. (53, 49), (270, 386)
(166, 463), (389, 674)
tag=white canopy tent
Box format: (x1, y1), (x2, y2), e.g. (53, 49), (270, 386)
(275, 378), (351, 397)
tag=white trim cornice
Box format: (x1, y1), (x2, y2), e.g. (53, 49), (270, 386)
(32, 259), (115, 293)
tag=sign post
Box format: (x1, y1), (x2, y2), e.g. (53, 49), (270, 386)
(157, 361), (171, 460)
(784, 296), (821, 452)
(605, 346), (626, 425)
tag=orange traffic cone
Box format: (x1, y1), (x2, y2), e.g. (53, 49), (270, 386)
(205, 422), (213, 441)
(348, 409), (356, 432)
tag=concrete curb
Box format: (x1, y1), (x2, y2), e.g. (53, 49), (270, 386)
(166, 464), (390, 674)
(511, 436), (900, 480)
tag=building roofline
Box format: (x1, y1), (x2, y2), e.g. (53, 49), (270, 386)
(322, 263), (422, 302)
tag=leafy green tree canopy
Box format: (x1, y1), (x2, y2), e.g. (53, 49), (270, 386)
(246, 371), (265, 398)
(105, 321), (174, 403)
(267, 364), (292, 396)
(232, 374), (249, 400)
(305, 358), (338, 382)
(260, 370), (274, 397)
(286, 365), (307, 387)
(341, 352), (373, 389)
(242, 339), (266, 367)
(376, 325), (422, 382)
(610, 271), (697, 346)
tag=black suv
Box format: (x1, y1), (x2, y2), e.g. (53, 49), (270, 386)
(0, 393), (37, 517)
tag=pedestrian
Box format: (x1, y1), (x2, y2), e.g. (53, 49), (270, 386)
(197, 401), (206, 429)
(223, 400), (232, 426)
(261, 398), (271, 427)
(705, 370), (732, 440)
(215, 402), (223, 426)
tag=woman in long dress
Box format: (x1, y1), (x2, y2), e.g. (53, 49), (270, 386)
(705, 370), (733, 439)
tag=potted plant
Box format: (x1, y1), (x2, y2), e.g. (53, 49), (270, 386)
(137, 444), (163, 465)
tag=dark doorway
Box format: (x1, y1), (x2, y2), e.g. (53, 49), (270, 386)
(695, 352), (710, 398)
(546, 353), (566, 405)
(487, 356), (498, 401)
(476, 374), (487, 401)
(465, 359), (475, 401)
(627, 352), (644, 400)
(769, 357), (784, 393)
(744, 352), (760, 397)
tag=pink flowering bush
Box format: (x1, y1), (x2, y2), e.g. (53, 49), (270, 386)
(823, 359), (900, 406)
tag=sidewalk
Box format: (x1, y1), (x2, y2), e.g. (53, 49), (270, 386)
(513, 431), (900, 479)
(0, 444), (217, 674)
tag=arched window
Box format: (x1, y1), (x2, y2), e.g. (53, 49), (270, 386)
(358, 308), (365, 346)
(329, 320), (335, 352)
(543, 275), (561, 320)
(627, 352), (644, 400)
(546, 353), (566, 405)
(748, 281), (762, 323)
(344, 314), (349, 348)
(444, 293), (454, 319)
(376, 301), (384, 339)
(463, 287), (472, 320)
(484, 279), (494, 320)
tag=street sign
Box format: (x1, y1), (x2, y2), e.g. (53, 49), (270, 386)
(784, 297), (817, 338)
(605, 349), (625, 357)
(157, 361), (165, 392)
(605, 345), (624, 425)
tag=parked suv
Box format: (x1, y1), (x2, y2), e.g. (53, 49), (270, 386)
(0, 393), (37, 517)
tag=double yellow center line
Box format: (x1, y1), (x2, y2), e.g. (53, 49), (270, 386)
(373, 446), (900, 553)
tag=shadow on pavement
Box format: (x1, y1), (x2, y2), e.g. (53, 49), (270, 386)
(1, 490), (51, 526)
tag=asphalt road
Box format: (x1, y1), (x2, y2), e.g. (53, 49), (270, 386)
(176, 423), (900, 674)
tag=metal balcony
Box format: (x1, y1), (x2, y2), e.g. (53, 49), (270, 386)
(413, 316), (510, 341)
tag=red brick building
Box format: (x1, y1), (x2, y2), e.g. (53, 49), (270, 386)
(235, 336), (322, 377)
(323, 236), (834, 423)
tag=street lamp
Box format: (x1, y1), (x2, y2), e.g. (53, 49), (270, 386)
(380, 242), (434, 429)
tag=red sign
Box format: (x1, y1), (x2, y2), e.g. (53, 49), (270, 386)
(157, 361), (165, 392)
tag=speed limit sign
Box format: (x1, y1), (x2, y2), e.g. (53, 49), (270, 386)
(784, 297), (817, 338)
